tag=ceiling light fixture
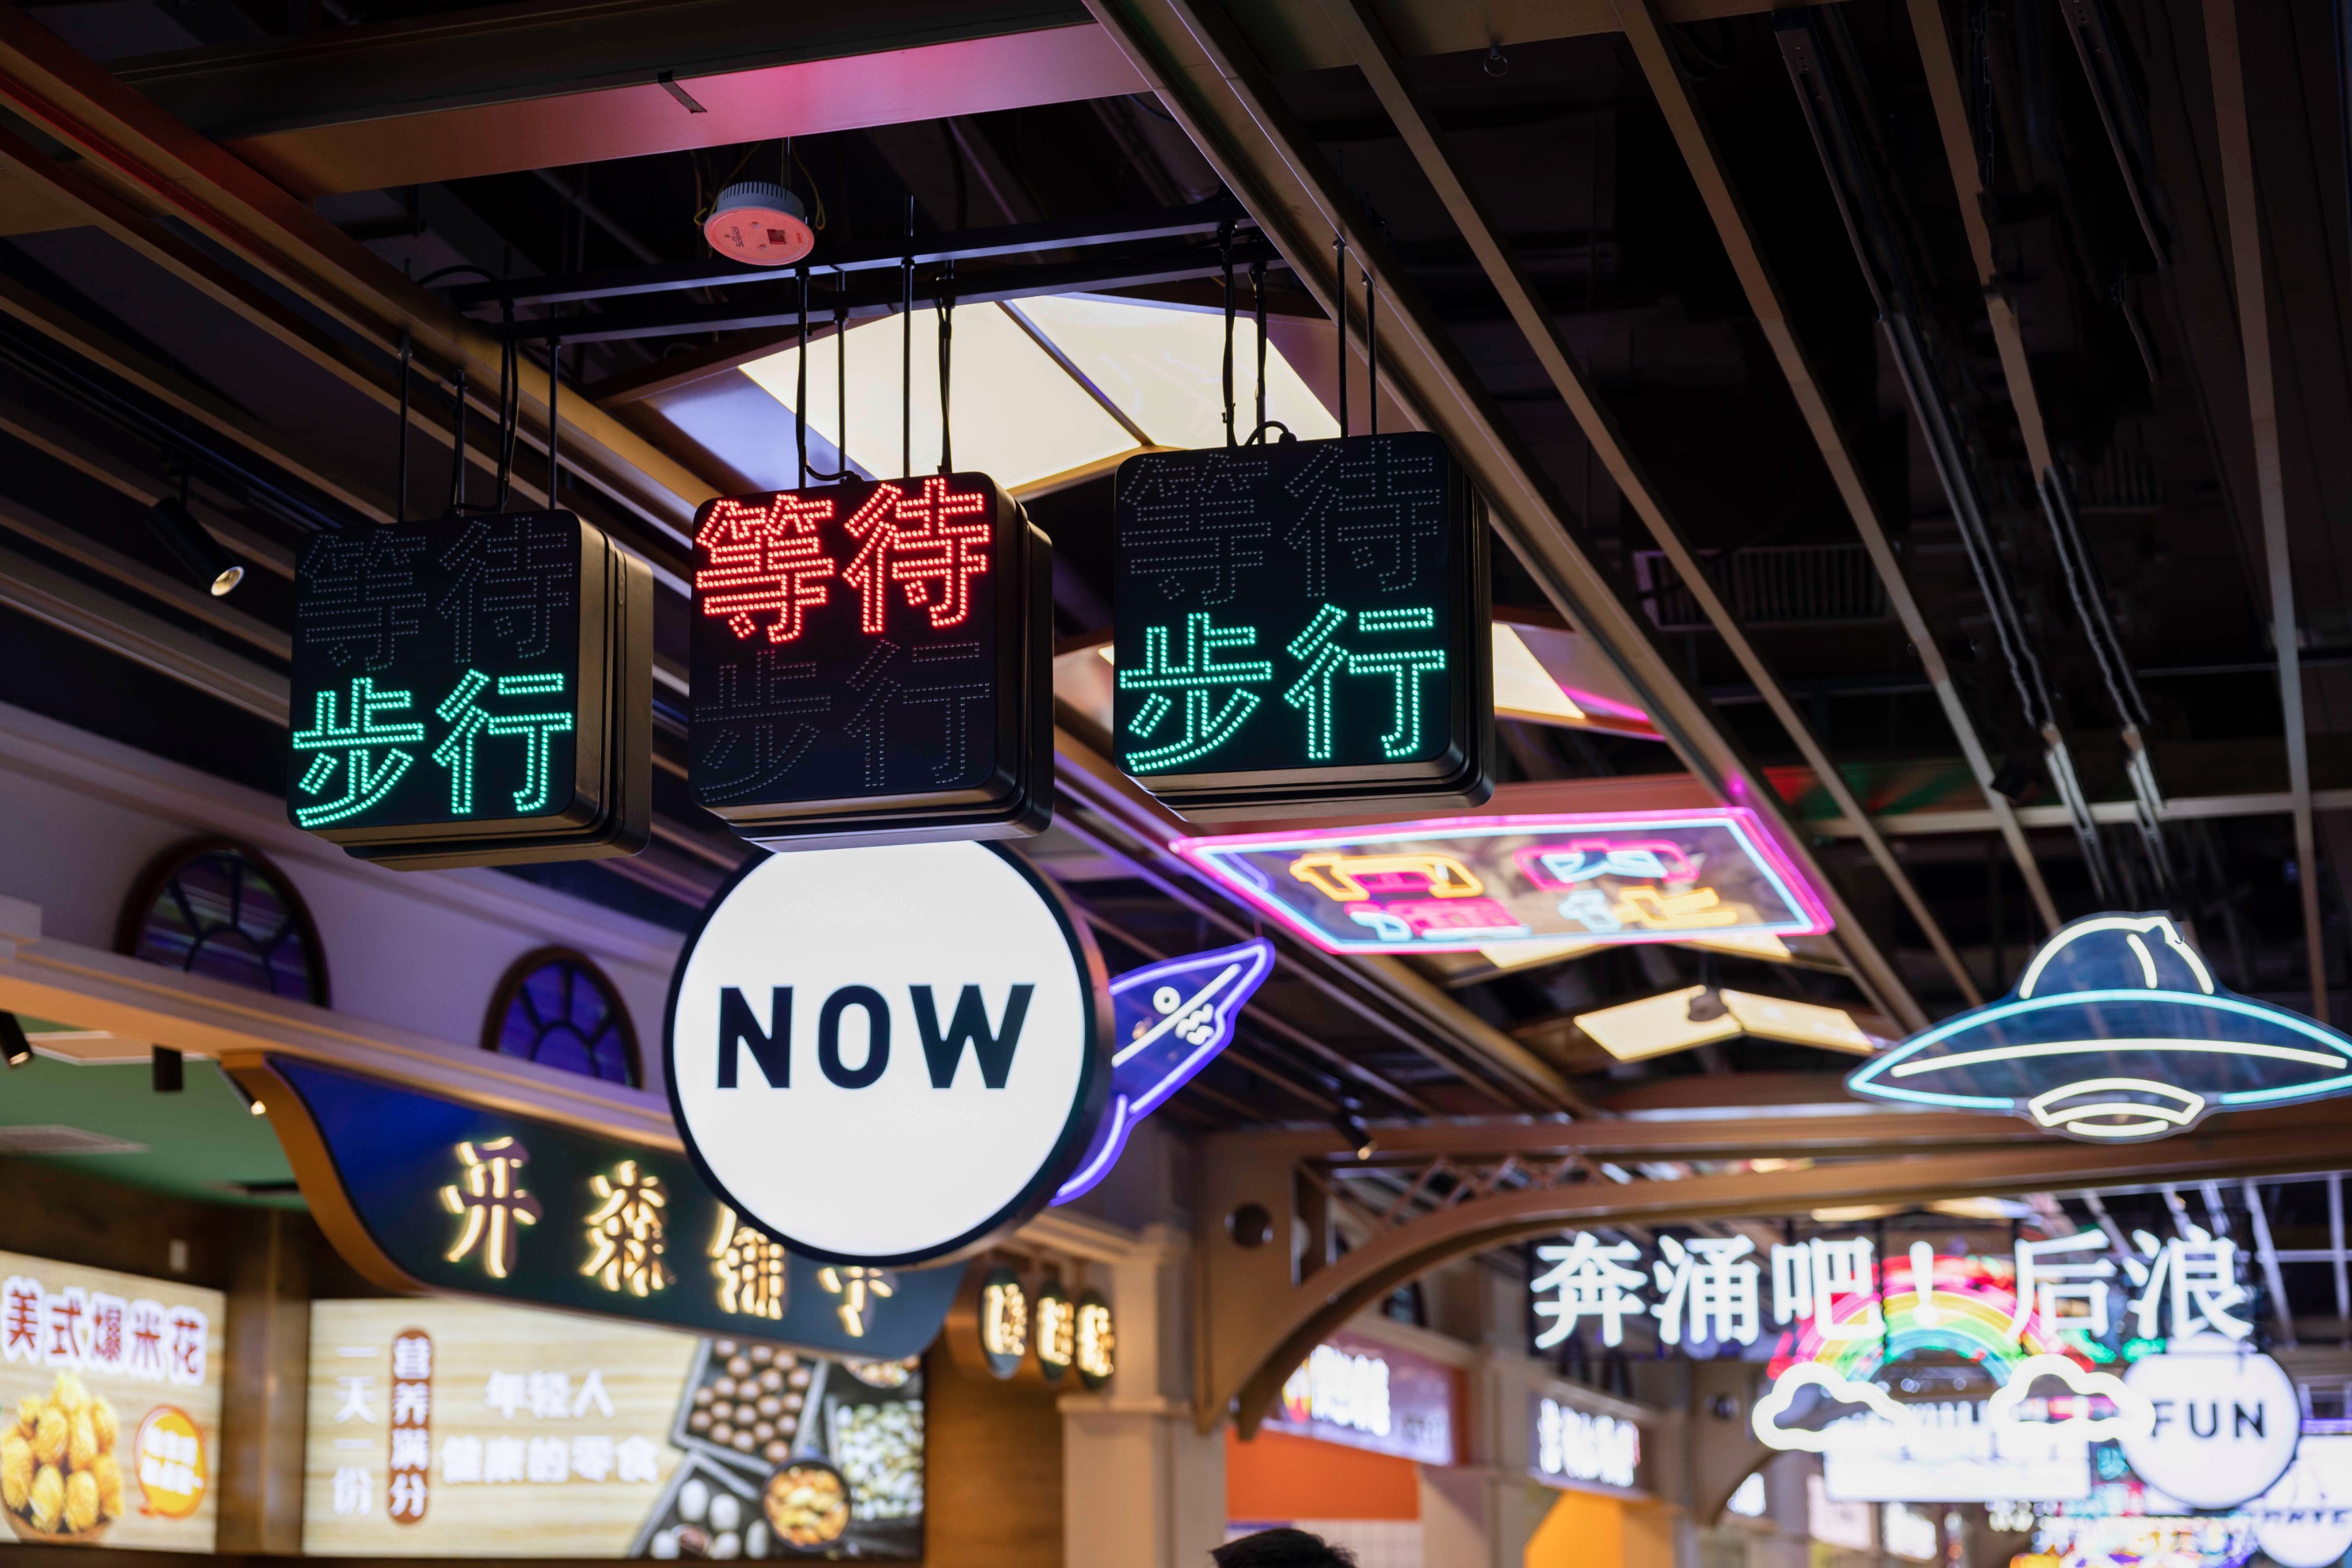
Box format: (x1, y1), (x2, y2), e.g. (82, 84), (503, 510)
(229, 1077), (268, 1117)
(703, 181), (815, 266)
(145, 494), (243, 596)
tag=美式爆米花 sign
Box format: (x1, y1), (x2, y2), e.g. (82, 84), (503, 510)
(1174, 809), (1833, 954)
(1111, 433), (1492, 817)
(287, 511), (650, 868)
(235, 1055), (957, 1361)
(0, 1250), (224, 1553)
(687, 474), (1051, 847)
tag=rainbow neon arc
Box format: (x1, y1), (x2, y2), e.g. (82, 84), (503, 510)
(1769, 1252), (2072, 1383)
(1170, 809), (1833, 954)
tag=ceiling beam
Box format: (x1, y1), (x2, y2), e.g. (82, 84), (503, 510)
(2195, 0), (2324, 1021)
(1614, 0), (2057, 937)
(0, 2), (721, 549)
(1308, 0), (1962, 1014)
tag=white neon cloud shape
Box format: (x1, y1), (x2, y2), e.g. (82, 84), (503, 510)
(1749, 1364), (1907, 1452)
(1981, 1353), (2154, 1441)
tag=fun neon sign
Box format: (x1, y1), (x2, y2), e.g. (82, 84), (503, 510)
(1173, 809), (1832, 955)
(1848, 912), (2352, 1140)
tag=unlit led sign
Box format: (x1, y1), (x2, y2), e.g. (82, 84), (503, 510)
(1174, 809), (1832, 954)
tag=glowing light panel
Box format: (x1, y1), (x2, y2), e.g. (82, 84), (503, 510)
(1174, 809), (1833, 955)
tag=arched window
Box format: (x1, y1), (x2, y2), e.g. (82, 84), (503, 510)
(118, 840), (329, 1005)
(483, 948), (639, 1087)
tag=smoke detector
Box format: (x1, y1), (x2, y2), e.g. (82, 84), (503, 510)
(703, 181), (814, 266)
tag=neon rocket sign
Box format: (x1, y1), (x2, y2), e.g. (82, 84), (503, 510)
(1052, 939), (1274, 1204)
(1171, 809), (1832, 955)
(1848, 912), (2352, 1140)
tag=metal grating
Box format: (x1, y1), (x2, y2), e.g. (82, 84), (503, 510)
(1635, 544), (1891, 632)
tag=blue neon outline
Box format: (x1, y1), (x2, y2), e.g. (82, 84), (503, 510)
(1049, 939), (1277, 1205)
(1189, 811), (1820, 953)
(1848, 986), (2352, 1112)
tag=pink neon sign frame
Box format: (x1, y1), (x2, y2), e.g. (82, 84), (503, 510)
(1171, 808), (1835, 955)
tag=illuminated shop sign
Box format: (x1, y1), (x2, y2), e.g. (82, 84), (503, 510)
(302, 1296), (924, 1559)
(1263, 1331), (1456, 1467)
(238, 1056), (957, 1361)
(687, 474), (1051, 847)
(2117, 1341), (2301, 1509)
(2247, 1433), (2352, 1568)
(1052, 938), (1274, 1205)
(1526, 1227), (2253, 1360)
(0, 1250), (224, 1553)
(664, 842), (1107, 1267)
(1111, 433), (1492, 816)
(1174, 810), (1832, 956)
(2032, 1472), (2259, 1568)
(288, 511), (651, 868)
(1848, 913), (2352, 1140)
(1528, 1395), (1642, 1490)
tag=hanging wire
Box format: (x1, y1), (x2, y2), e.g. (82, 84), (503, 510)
(801, 270), (848, 484)
(1363, 263), (1377, 438)
(1220, 220), (1236, 447)
(493, 305), (519, 509)
(546, 334), (561, 509)
(795, 265), (809, 488)
(901, 194), (915, 480)
(1244, 256), (1292, 446)
(1333, 232), (1349, 437)
(447, 363), (468, 512)
(938, 258), (956, 474)
(1251, 257), (1268, 439)
(395, 328), (410, 524)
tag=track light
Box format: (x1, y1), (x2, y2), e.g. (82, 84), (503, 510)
(152, 1046), (184, 1094)
(144, 496), (244, 597)
(0, 1013), (29, 1068)
(703, 182), (815, 266)
(1334, 1100), (1376, 1161)
(229, 1076), (267, 1117)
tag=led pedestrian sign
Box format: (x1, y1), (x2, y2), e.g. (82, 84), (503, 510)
(1112, 433), (1492, 816)
(1847, 912), (2352, 1140)
(1173, 809), (1833, 954)
(687, 474), (1051, 847)
(287, 511), (651, 868)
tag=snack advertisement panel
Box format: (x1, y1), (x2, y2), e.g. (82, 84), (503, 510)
(304, 1298), (923, 1558)
(0, 1249), (225, 1553)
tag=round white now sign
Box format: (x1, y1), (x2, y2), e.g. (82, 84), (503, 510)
(665, 841), (1108, 1265)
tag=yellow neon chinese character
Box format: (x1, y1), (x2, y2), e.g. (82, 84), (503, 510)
(581, 1160), (673, 1296)
(440, 1138), (543, 1279)
(816, 1266), (896, 1337)
(710, 1208), (788, 1320)
(1036, 1291), (1075, 1372)
(1075, 1300), (1115, 1382)
(982, 1280), (1029, 1358)
(1612, 885), (1741, 931)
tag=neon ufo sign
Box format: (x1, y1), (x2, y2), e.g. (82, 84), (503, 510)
(1848, 913), (2352, 1140)
(1170, 809), (1832, 955)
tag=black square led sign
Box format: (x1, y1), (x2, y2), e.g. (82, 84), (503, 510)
(1111, 432), (1492, 817)
(687, 472), (1051, 847)
(287, 509), (650, 868)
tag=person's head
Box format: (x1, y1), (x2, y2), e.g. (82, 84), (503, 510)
(1212, 1528), (1359, 1568)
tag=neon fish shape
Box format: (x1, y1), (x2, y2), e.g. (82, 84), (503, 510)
(1848, 911), (2352, 1141)
(1052, 939), (1276, 1205)
(1513, 839), (1698, 888)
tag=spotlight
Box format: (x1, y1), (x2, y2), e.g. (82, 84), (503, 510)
(145, 497), (244, 596)
(152, 1046), (184, 1094)
(703, 182), (816, 266)
(0, 1013), (29, 1068)
(229, 1076), (267, 1117)
(1334, 1100), (1376, 1161)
